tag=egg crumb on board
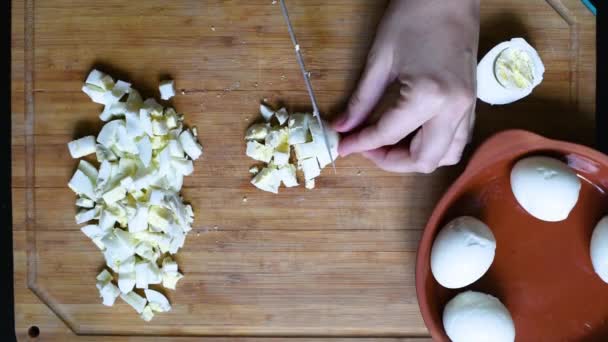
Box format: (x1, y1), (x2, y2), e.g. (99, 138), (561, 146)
(477, 37), (544, 105)
(69, 69), (203, 321)
(244, 103), (339, 193)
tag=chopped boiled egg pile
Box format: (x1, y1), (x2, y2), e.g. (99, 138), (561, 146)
(245, 104), (339, 193)
(69, 69), (203, 321)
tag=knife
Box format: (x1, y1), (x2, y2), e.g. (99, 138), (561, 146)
(278, 0), (337, 173)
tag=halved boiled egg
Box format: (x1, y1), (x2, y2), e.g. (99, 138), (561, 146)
(477, 38), (545, 105)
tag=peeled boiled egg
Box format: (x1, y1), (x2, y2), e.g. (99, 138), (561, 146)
(443, 291), (515, 342)
(431, 216), (496, 289)
(477, 37), (544, 105)
(590, 216), (608, 283)
(510, 156), (581, 222)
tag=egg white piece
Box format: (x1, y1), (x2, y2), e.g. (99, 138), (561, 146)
(510, 156), (581, 222)
(443, 291), (515, 342)
(477, 37), (544, 105)
(590, 216), (608, 283)
(431, 216), (496, 289)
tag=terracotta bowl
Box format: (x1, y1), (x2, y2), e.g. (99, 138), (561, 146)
(416, 130), (608, 342)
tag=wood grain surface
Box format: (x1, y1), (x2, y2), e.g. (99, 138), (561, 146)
(12, 0), (595, 340)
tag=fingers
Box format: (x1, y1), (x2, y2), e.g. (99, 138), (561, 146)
(409, 114), (463, 173)
(438, 115), (470, 167)
(332, 50), (394, 133)
(362, 113), (464, 173)
(361, 146), (415, 173)
(439, 103), (475, 166)
(338, 89), (432, 157)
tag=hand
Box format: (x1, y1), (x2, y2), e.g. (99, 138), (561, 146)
(333, 0), (480, 173)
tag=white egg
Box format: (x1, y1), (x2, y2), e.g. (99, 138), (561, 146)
(431, 216), (496, 289)
(477, 37), (544, 105)
(443, 291), (515, 342)
(510, 156), (581, 222)
(590, 216), (608, 283)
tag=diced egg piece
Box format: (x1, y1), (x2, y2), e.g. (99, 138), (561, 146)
(103, 186), (127, 205)
(125, 112), (144, 137)
(96, 269), (113, 285)
(75, 206), (100, 224)
(251, 167), (281, 194)
(118, 255), (136, 273)
(128, 206), (149, 233)
(477, 37), (544, 105)
(98, 209), (117, 231)
(143, 98), (163, 116)
(278, 164), (298, 187)
(120, 291), (147, 314)
(137, 136), (153, 167)
(168, 140), (184, 158)
(68, 136), (97, 158)
(294, 142), (322, 160)
(300, 158), (321, 180)
(118, 271), (136, 294)
(159, 80), (176, 100)
(273, 150), (290, 166)
(100, 102), (128, 122)
(179, 130), (203, 160)
(76, 198), (95, 208)
(305, 178), (315, 190)
(162, 271), (183, 290)
(103, 80), (131, 106)
(149, 206), (172, 230)
(246, 141), (274, 163)
(97, 120), (123, 148)
(69, 169), (96, 200)
(260, 103), (275, 121)
(152, 119), (169, 135)
(82, 84), (107, 104)
(308, 118), (340, 168)
(162, 256), (179, 273)
(78, 160), (99, 183)
(100, 282), (121, 306)
(275, 107), (289, 125)
(288, 113), (310, 145)
(101, 230), (134, 262)
(144, 289), (172, 312)
(245, 123), (269, 141)
(140, 305), (155, 321)
(85, 69), (112, 90)
(96, 144), (117, 162)
(265, 127), (289, 150)
(116, 126), (139, 154)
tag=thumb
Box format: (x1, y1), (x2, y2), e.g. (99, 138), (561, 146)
(332, 51), (393, 133)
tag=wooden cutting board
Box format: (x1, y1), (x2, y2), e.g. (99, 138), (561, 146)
(11, 0), (595, 340)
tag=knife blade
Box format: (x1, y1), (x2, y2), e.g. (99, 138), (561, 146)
(278, 0), (336, 173)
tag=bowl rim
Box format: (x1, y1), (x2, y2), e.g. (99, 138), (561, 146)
(414, 129), (608, 340)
